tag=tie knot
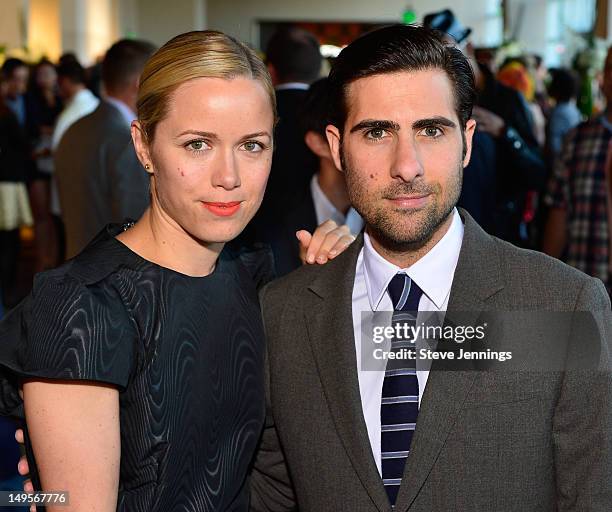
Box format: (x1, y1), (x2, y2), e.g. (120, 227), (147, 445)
(387, 273), (423, 311)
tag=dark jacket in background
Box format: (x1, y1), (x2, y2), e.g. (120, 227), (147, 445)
(458, 130), (497, 234)
(242, 186), (318, 278)
(0, 106), (34, 183)
(257, 88), (317, 220)
(54, 101), (149, 259)
(477, 64), (546, 245)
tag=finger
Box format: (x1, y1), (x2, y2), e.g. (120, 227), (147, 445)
(296, 230), (313, 264)
(18, 456), (30, 476)
(306, 220), (338, 264)
(313, 226), (351, 263)
(327, 233), (356, 259)
(23, 478), (33, 492)
(15, 428), (24, 444)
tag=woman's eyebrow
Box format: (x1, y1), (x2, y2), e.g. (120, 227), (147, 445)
(175, 130), (218, 139)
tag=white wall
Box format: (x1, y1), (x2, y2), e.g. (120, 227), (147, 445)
(1, 0), (26, 56)
(206, 0), (498, 50)
(133, 0), (207, 46)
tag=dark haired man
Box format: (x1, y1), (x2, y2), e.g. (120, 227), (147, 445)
(250, 24), (612, 511)
(1, 58), (29, 129)
(54, 39), (156, 258)
(258, 27), (322, 219)
(546, 67), (581, 157)
(52, 59), (99, 150)
(250, 78), (362, 276)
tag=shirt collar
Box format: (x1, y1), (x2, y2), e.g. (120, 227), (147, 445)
(68, 88), (95, 107)
(363, 208), (464, 311)
(275, 82), (310, 91)
(310, 174), (364, 235)
(104, 96), (136, 126)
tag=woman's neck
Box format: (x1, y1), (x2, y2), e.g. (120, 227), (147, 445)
(116, 207), (223, 277)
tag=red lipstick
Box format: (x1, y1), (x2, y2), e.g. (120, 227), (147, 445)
(201, 201), (241, 217)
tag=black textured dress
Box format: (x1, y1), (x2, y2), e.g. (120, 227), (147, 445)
(0, 223), (272, 511)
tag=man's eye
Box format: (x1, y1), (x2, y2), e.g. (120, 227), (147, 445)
(423, 126), (443, 137)
(365, 128), (387, 140)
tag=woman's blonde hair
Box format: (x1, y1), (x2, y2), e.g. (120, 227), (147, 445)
(137, 30), (277, 142)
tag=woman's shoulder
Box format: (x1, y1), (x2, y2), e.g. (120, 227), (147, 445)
(53, 222), (147, 287)
(0, 229), (140, 402)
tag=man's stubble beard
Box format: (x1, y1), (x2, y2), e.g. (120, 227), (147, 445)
(340, 145), (463, 254)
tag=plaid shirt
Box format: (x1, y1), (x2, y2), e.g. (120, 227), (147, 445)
(546, 116), (612, 295)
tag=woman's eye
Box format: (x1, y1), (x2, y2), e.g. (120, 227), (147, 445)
(366, 128), (386, 140)
(242, 141), (264, 152)
(186, 140), (208, 151)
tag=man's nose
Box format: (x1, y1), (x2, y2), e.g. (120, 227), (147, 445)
(390, 137), (424, 182)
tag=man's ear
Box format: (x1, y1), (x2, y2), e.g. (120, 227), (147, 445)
(462, 118), (477, 168)
(325, 124), (343, 172)
(304, 131), (331, 159)
(131, 120), (153, 174)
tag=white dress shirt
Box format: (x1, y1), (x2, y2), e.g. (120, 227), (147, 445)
(274, 82), (310, 91)
(351, 208), (464, 474)
(310, 174), (364, 235)
(50, 89), (100, 215)
(51, 88), (100, 150)
(104, 96), (137, 126)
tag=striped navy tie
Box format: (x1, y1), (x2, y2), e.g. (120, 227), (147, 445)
(381, 273), (423, 506)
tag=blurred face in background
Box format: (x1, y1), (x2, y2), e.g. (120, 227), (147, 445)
(132, 76), (274, 244)
(326, 69), (475, 253)
(36, 63), (58, 92)
(5, 65), (29, 99)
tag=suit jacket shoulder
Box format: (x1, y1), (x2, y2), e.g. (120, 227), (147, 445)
(488, 234), (610, 310)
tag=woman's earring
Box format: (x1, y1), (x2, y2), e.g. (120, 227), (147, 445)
(145, 164), (151, 171)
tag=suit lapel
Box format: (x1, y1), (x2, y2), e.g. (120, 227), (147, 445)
(304, 235), (392, 512)
(394, 209), (505, 511)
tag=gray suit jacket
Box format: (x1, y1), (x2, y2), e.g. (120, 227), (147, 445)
(251, 209), (612, 511)
(54, 101), (149, 258)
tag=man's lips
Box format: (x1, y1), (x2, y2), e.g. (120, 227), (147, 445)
(385, 194), (431, 208)
(200, 201), (242, 217)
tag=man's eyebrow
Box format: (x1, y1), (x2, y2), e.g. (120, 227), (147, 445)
(350, 119), (400, 133)
(412, 117), (457, 130)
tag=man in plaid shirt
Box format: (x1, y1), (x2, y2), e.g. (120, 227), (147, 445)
(543, 48), (612, 297)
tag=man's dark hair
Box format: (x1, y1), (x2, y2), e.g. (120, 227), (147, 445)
(328, 24), (475, 132)
(266, 27), (321, 84)
(101, 39), (156, 93)
(1, 58), (27, 78)
(56, 59), (86, 85)
(299, 77), (331, 137)
(548, 68), (579, 104)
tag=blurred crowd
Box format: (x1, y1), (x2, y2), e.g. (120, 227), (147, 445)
(0, 7), (611, 321)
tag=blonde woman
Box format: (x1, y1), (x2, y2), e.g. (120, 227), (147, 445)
(0, 31), (351, 511)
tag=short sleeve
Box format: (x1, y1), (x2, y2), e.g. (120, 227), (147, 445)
(0, 271), (137, 417)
